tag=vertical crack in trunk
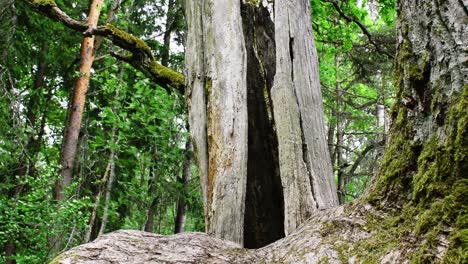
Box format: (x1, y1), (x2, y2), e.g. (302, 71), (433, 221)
(287, 11), (318, 210)
(242, 2), (284, 248)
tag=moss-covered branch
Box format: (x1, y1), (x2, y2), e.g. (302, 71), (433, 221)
(22, 0), (185, 94)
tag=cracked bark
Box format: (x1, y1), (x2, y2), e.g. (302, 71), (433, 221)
(186, 0), (337, 246)
(189, 0), (248, 246)
(271, 0), (339, 235)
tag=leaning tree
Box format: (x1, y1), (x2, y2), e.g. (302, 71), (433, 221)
(18, 0), (467, 262)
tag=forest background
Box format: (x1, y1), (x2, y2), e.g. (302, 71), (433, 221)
(2, 0), (397, 262)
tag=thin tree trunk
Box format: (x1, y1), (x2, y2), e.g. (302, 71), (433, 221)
(4, 42), (49, 264)
(93, 0), (121, 55)
(12, 43), (49, 197)
(161, 0), (175, 67)
(3, 241), (15, 264)
(174, 140), (192, 233)
(97, 62), (123, 236)
(97, 128), (117, 236)
(335, 54), (346, 204)
(327, 115), (336, 163)
(84, 162), (110, 243)
(143, 156), (160, 233)
(54, 0), (104, 201)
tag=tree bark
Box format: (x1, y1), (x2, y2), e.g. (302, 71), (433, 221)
(185, 0), (248, 245)
(186, 0), (337, 246)
(53, 0), (104, 201)
(271, 0), (339, 235)
(97, 148), (116, 236)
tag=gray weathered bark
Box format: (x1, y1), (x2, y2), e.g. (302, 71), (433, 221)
(186, 0), (248, 245)
(51, 205), (406, 263)
(186, 0), (338, 245)
(271, 0), (339, 235)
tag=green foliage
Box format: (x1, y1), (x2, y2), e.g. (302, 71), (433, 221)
(0, 165), (91, 263)
(314, 0), (396, 201)
(1, 0), (197, 262)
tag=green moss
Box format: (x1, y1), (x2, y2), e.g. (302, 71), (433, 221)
(367, 107), (419, 205)
(412, 137), (450, 202)
(334, 242), (350, 263)
(317, 256), (330, 264)
(346, 214), (399, 263)
(451, 85), (468, 172)
(106, 24), (153, 57)
(205, 79), (212, 96)
(49, 253), (79, 264)
(29, 0), (56, 7)
(149, 61), (185, 91)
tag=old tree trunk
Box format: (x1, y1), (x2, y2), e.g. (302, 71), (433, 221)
(185, 0), (338, 248)
(55, 0), (467, 263)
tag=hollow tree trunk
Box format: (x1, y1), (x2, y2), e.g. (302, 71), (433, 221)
(53, 0), (104, 201)
(186, 0), (337, 246)
(57, 0), (467, 262)
(241, 4), (285, 248)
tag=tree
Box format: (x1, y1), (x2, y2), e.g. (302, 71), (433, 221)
(15, 0), (468, 262)
(186, 0), (338, 247)
(55, 0), (467, 262)
(52, 0), (104, 201)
